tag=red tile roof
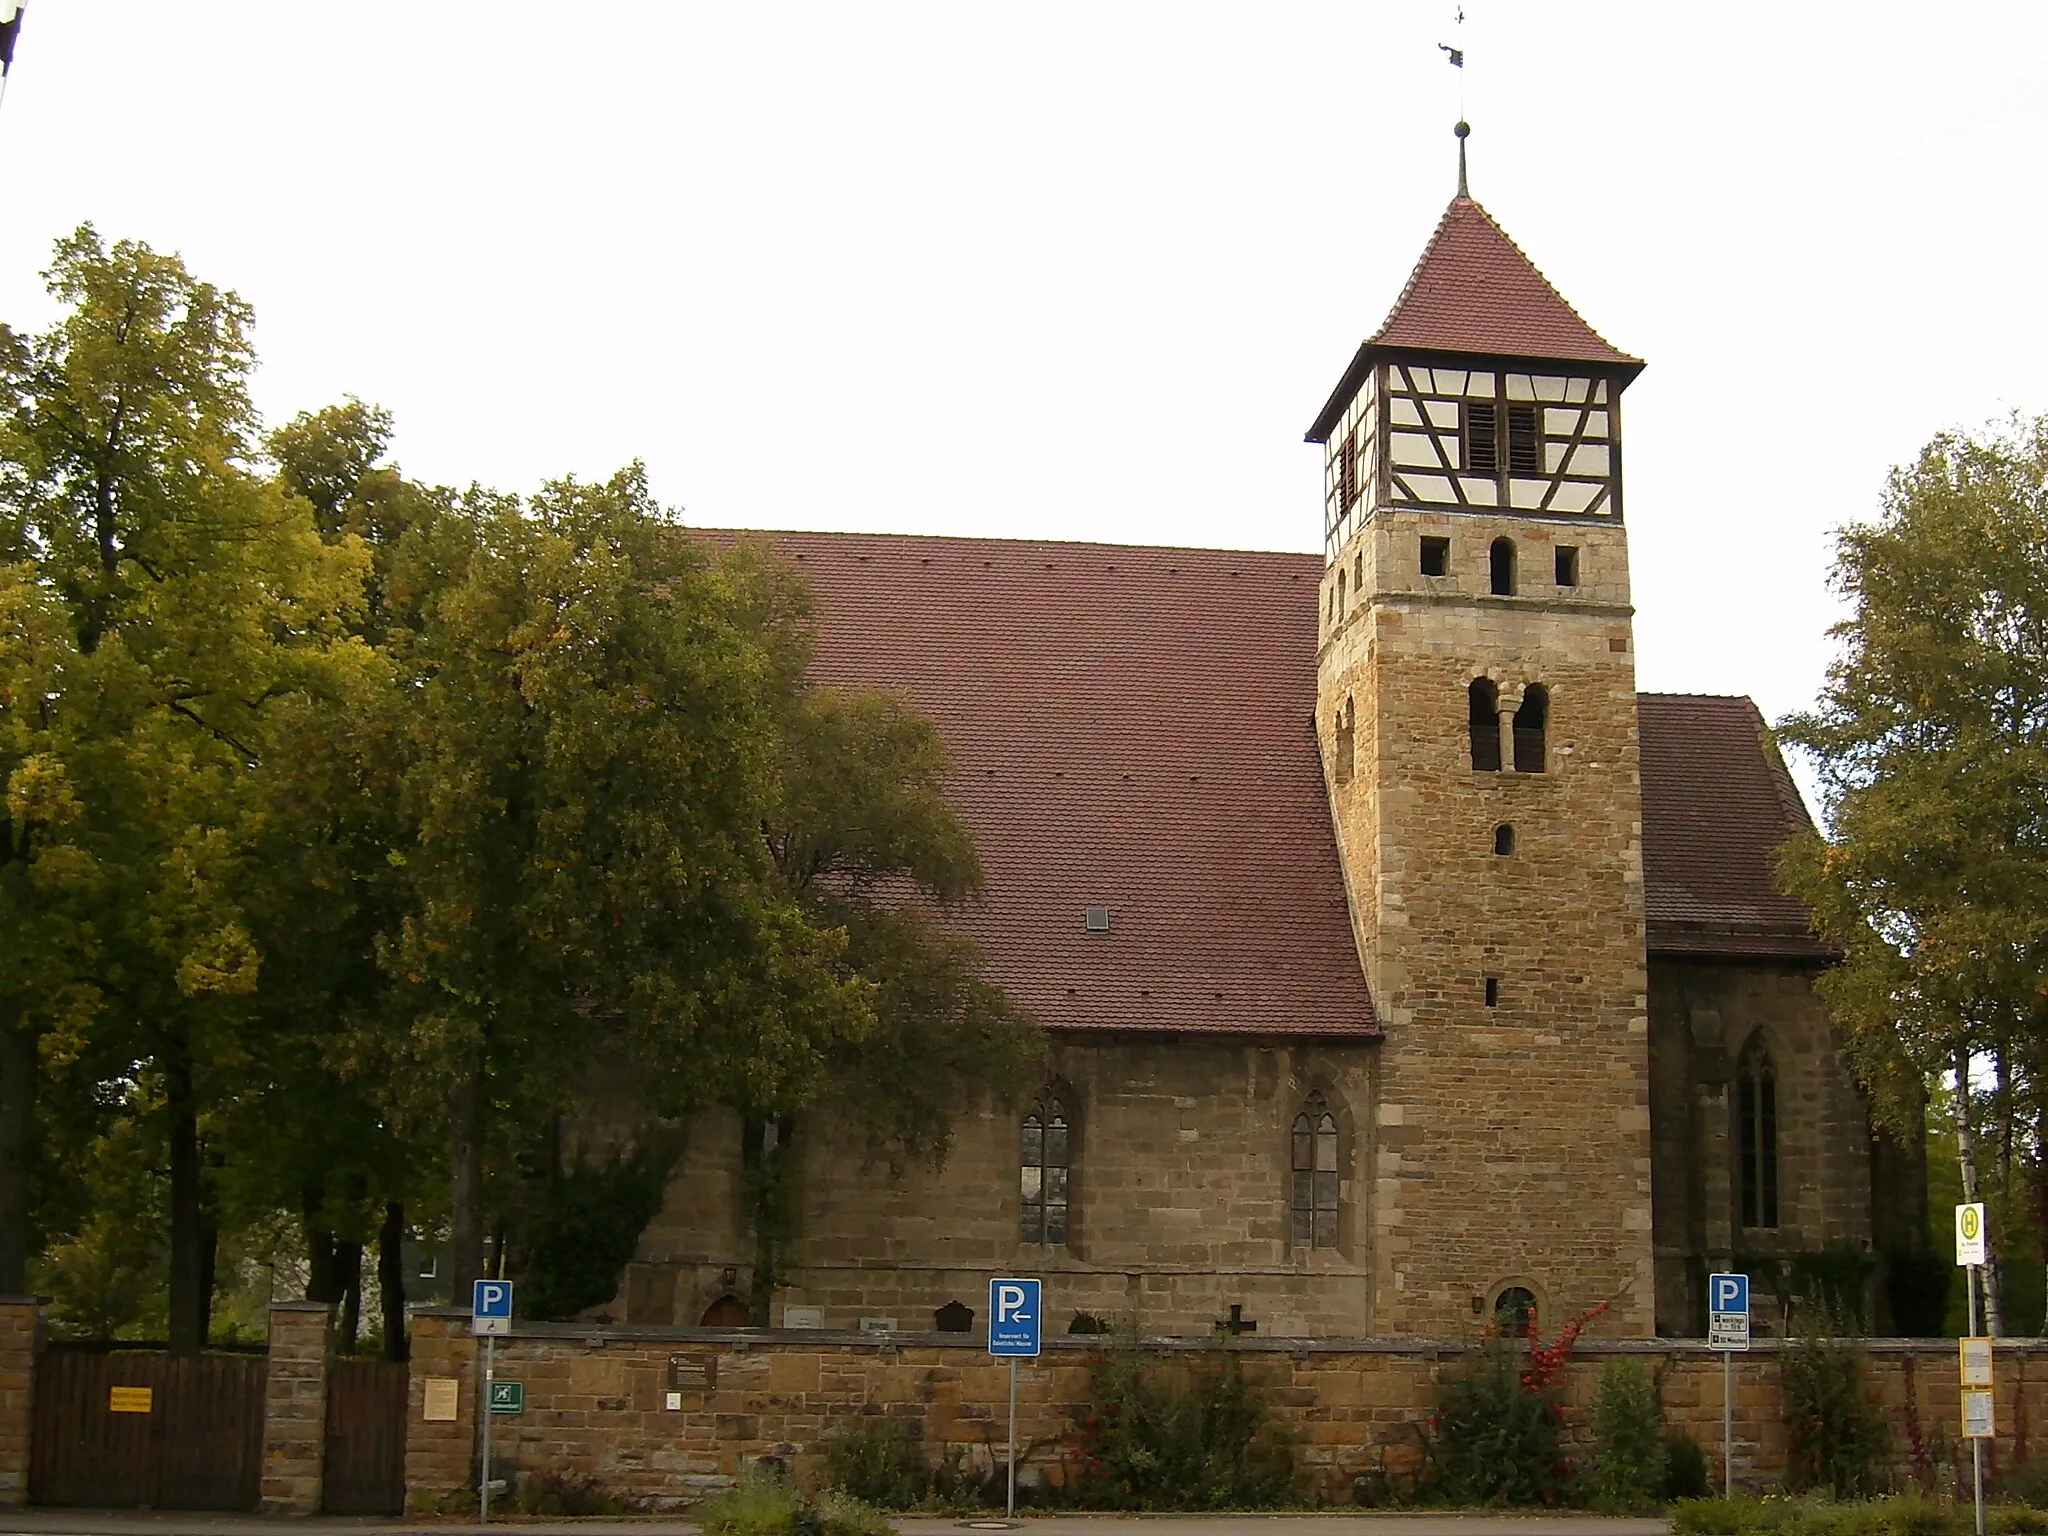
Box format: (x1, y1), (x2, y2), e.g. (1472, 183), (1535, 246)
(1638, 694), (1833, 961)
(1370, 197), (1642, 367)
(714, 533), (1832, 1036)
(1307, 196), (1642, 444)
(740, 531), (1381, 1039)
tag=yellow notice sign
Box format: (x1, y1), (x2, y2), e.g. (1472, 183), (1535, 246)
(1963, 1387), (1996, 1440)
(1962, 1336), (1995, 1388)
(108, 1386), (153, 1413)
(422, 1376), (460, 1422)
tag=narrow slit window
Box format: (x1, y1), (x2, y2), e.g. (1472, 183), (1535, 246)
(1468, 678), (1501, 772)
(1484, 977), (1500, 1008)
(1737, 1038), (1780, 1229)
(1420, 536), (1449, 577)
(1290, 1092), (1340, 1248)
(1513, 684), (1548, 773)
(1338, 428), (1358, 510)
(1490, 538), (1516, 596)
(1335, 697), (1356, 786)
(1463, 400), (1499, 473)
(1021, 1091), (1070, 1245)
(1506, 403), (1541, 474)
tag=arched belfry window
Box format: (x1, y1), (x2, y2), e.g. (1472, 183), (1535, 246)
(1291, 1092), (1339, 1248)
(1737, 1036), (1780, 1229)
(1490, 537), (1516, 596)
(1468, 679), (1502, 772)
(1021, 1091), (1070, 1245)
(1513, 684), (1548, 773)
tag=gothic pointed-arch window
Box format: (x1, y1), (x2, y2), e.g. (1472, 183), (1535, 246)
(1513, 684), (1548, 773)
(1468, 678), (1502, 772)
(1021, 1091), (1070, 1245)
(1737, 1035), (1780, 1229)
(1290, 1092), (1340, 1248)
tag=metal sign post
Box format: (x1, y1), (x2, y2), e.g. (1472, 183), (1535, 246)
(1707, 1273), (1749, 1498)
(987, 1277), (1043, 1520)
(1958, 1205), (1989, 1536)
(472, 1279), (515, 1522)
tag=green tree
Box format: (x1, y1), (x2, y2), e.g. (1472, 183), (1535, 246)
(1779, 413), (2048, 1335)
(0, 227), (371, 1347)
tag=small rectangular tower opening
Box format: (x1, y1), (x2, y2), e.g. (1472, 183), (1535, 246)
(1483, 977), (1500, 1008)
(1420, 536), (1449, 577)
(1555, 546), (1579, 587)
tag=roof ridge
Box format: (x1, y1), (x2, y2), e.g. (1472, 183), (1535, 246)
(696, 526), (1322, 562)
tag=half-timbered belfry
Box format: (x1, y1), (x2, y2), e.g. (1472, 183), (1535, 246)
(615, 135), (1928, 1342)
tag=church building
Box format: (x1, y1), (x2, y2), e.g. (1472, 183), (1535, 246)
(620, 154), (1927, 1341)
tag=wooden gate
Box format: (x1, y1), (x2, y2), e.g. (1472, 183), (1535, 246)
(321, 1358), (409, 1514)
(30, 1347), (266, 1509)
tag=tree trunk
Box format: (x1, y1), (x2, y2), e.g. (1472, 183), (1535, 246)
(1956, 1050), (2005, 1335)
(166, 1038), (209, 1354)
(742, 1113), (798, 1327)
(377, 1200), (408, 1362)
(336, 1240), (363, 1352)
(303, 1184), (344, 1302)
(449, 1061), (485, 1298)
(0, 1014), (36, 1295)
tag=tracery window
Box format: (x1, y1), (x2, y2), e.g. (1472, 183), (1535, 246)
(1737, 1035), (1780, 1229)
(1290, 1092), (1339, 1248)
(1021, 1091), (1070, 1245)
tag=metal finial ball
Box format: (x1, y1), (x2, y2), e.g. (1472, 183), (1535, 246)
(1454, 121), (1471, 139)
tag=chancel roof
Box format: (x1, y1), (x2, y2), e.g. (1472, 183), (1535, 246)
(711, 531), (1830, 1042)
(1638, 694), (1832, 961)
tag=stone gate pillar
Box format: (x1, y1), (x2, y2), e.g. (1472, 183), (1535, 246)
(0, 1296), (42, 1507)
(259, 1299), (334, 1513)
(405, 1307), (478, 1510)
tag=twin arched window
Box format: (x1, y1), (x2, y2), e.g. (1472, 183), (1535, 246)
(1737, 1035), (1780, 1229)
(1469, 679), (1548, 773)
(1020, 1091), (1070, 1245)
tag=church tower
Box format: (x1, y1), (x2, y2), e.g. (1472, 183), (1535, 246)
(1309, 140), (1656, 1335)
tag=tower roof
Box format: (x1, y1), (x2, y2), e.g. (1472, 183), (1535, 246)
(1308, 194), (1642, 443)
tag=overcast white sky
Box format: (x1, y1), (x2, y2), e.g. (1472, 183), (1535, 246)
(3, 3), (2044, 729)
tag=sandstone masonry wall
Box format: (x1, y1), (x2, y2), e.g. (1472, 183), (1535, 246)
(0, 1299), (37, 1507)
(402, 1319), (2048, 1512)
(258, 1300), (333, 1513)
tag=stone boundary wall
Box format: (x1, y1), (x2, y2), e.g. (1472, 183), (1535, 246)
(402, 1309), (2048, 1513)
(0, 1298), (39, 1508)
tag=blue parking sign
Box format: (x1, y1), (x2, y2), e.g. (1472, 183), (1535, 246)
(988, 1278), (1041, 1357)
(1709, 1273), (1748, 1316)
(473, 1279), (514, 1318)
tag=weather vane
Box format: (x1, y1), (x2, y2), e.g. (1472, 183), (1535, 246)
(1440, 2), (1470, 196)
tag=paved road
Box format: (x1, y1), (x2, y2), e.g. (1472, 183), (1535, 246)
(0, 1512), (1670, 1536)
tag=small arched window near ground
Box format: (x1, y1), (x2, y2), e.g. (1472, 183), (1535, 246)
(1335, 697), (1356, 786)
(1737, 1035), (1780, 1229)
(1021, 1091), (1071, 1245)
(1493, 1285), (1537, 1335)
(700, 1293), (748, 1327)
(1490, 537), (1516, 596)
(1493, 823), (1515, 856)
(1290, 1092), (1340, 1248)
(1468, 678), (1502, 772)
(1513, 684), (1548, 773)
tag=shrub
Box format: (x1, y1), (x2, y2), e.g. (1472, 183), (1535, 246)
(1781, 1335), (1889, 1498)
(1426, 1300), (1608, 1506)
(823, 1417), (930, 1510)
(1664, 1426), (1711, 1501)
(697, 1467), (809, 1536)
(517, 1469), (622, 1515)
(1673, 1493), (1952, 1536)
(1587, 1359), (1667, 1512)
(815, 1488), (895, 1536)
(1066, 1345), (1292, 1509)
(1993, 1460), (2048, 1511)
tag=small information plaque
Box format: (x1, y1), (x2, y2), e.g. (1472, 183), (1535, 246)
(1963, 1387), (1997, 1440)
(423, 1376), (460, 1422)
(108, 1386), (153, 1414)
(1962, 1337), (1995, 1389)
